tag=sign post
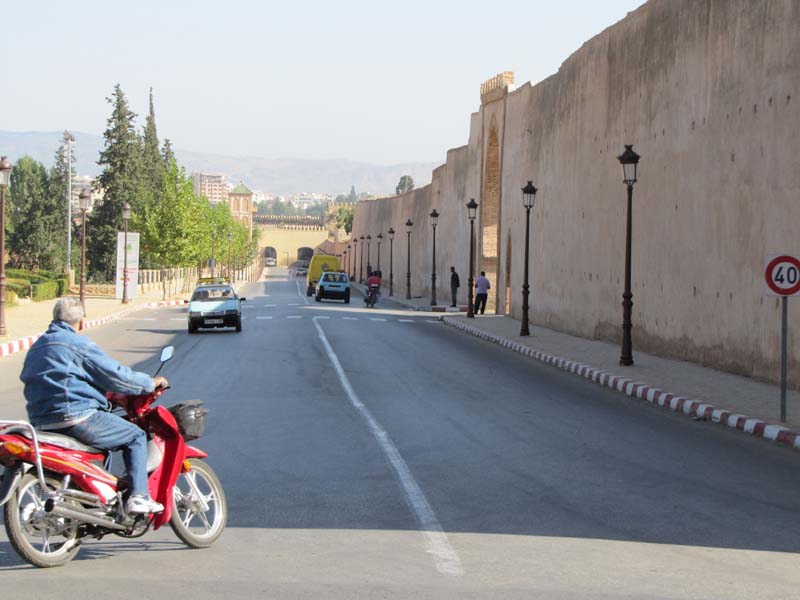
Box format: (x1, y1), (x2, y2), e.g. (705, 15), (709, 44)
(764, 254), (800, 422)
(116, 232), (140, 301)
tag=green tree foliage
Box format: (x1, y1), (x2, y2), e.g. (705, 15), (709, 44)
(7, 156), (64, 271)
(141, 88), (165, 206)
(396, 175), (415, 195)
(161, 138), (175, 166)
(335, 206), (354, 234)
(90, 84), (144, 281)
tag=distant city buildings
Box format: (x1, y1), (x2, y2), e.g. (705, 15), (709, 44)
(191, 172), (229, 204)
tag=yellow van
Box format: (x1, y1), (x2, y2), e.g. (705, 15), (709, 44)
(306, 255), (340, 296)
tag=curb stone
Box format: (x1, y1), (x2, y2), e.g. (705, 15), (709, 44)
(0, 300), (188, 360)
(441, 316), (800, 452)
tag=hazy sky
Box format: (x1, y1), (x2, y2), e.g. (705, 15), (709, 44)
(1, 0), (645, 165)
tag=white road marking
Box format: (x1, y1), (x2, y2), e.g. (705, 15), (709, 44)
(264, 304), (277, 307)
(288, 303), (300, 306)
(287, 315), (303, 319)
(343, 317), (359, 321)
(316, 316), (330, 319)
(370, 318), (387, 322)
(295, 280), (310, 305)
(312, 317), (464, 577)
(398, 319), (414, 323)
(169, 318), (186, 321)
(256, 316), (273, 320)
(425, 320), (440, 323)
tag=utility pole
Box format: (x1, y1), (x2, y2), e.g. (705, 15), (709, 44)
(64, 131), (75, 274)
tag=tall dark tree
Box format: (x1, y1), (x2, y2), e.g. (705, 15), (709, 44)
(7, 156), (63, 270)
(141, 88), (164, 205)
(348, 185), (357, 202)
(89, 84), (143, 281)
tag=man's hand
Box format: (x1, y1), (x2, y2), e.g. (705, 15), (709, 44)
(154, 376), (169, 389)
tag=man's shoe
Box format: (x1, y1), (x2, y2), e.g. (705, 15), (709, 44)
(127, 494), (164, 515)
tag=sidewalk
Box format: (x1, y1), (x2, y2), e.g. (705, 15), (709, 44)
(439, 314), (800, 450)
(350, 282), (800, 449)
(0, 288), (188, 358)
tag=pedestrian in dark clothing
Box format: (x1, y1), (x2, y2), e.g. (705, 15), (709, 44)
(450, 266), (460, 307)
(474, 271), (490, 314)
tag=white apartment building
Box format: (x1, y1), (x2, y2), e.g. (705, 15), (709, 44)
(192, 172), (229, 204)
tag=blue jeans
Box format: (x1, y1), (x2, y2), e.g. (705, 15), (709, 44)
(59, 411), (149, 496)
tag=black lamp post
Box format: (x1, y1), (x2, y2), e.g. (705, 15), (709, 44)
(429, 209), (439, 306)
(122, 202), (131, 304)
(359, 235), (365, 283)
(405, 219), (413, 300)
(79, 189), (93, 314)
(466, 199), (478, 318)
(0, 156), (13, 337)
(366, 234), (372, 274)
(617, 144), (641, 366)
(387, 228), (395, 296)
(211, 224), (217, 278)
(376, 233), (383, 271)
(346, 244), (352, 279)
(520, 181), (537, 336)
(227, 232), (233, 278)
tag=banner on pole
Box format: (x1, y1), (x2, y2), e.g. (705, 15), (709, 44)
(115, 232), (140, 300)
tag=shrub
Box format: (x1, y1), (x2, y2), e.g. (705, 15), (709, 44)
(31, 280), (59, 301)
(54, 277), (70, 296)
(6, 289), (17, 304)
(5, 269), (48, 284)
(6, 278), (31, 298)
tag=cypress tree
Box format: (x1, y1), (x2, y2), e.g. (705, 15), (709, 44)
(142, 88), (164, 205)
(89, 84), (143, 281)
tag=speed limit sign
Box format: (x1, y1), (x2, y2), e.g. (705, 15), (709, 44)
(765, 255), (800, 296)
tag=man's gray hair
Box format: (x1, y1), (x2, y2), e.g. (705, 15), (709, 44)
(53, 297), (85, 325)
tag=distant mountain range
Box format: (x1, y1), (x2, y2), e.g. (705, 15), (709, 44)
(0, 130), (437, 197)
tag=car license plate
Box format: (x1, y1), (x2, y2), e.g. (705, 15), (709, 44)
(204, 318), (223, 325)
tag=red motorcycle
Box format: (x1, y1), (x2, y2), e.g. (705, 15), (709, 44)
(0, 346), (226, 568)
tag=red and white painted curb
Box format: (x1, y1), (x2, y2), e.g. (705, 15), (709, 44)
(0, 300), (187, 360)
(442, 316), (800, 451)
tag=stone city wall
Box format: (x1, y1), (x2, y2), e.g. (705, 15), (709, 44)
(352, 0), (800, 385)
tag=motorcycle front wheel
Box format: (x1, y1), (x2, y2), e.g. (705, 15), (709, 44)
(170, 459), (227, 548)
(4, 472), (81, 568)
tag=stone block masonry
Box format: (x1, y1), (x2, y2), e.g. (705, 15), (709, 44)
(351, 0), (800, 387)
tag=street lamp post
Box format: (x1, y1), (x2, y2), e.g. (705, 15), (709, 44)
(79, 189), (93, 315)
(359, 235), (365, 283)
(430, 209), (439, 306)
(405, 219), (413, 300)
(466, 199), (478, 318)
(227, 232), (232, 279)
(211, 225), (217, 278)
(346, 244), (351, 279)
(376, 233), (383, 271)
(0, 156), (13, 337)
(387, 228), (395, 296)
(617, 144), (641, 367)
(122, 202), (132, 304)
(366, 234), (372, 275)
(350, 235), (358, 281)
(520, 182), (537, 336)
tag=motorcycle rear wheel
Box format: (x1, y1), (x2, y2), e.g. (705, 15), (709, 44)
(4, 472), (81, 568)
(170, 459), (226, 548)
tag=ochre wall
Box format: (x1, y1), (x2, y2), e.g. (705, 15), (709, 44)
(352, 0), (800, 385)
(256, 227), (330, 266)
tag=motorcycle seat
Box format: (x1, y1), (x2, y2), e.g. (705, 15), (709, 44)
(3, 426), (102, 454)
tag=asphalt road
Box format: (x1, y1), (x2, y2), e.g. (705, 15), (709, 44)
(1, 268), (799, 598)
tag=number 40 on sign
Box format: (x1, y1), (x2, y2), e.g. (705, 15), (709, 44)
(764, 254), (799, 423)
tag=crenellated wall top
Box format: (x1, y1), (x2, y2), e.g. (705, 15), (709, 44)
(480, 71), (515, 105)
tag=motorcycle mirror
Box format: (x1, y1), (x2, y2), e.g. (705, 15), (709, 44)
(160, 346), (174, 363)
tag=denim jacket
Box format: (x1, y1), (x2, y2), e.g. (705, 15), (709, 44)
(20, 321), (155, 428)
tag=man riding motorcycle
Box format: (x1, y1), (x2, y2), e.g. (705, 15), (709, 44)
(365, 271), (382, 307)
(19, 297), (167, 515)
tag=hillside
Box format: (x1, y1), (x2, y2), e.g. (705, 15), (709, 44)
(0, 130), (436, 197)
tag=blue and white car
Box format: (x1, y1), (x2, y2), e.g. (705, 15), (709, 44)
(315, 271), (350, 303)
(187, 280), (246, 333)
